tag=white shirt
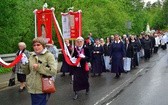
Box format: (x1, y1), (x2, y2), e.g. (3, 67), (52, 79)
(155, 37), (160, 47)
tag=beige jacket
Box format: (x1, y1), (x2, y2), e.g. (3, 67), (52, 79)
(21, 50), (57, 94)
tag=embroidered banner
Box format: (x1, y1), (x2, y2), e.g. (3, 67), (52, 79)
(69, 10), (82, 39)
(36, 9), (53, 44)
(61, 13), (71, 39)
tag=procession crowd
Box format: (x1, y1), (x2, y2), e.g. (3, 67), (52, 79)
(61, 31), (168, 77)
(8, 30), (168, 105)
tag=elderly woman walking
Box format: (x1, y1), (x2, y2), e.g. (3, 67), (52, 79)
(21, 37), (57, 105)
(15, 42), (30, 92)
(72, 36), (90, 100)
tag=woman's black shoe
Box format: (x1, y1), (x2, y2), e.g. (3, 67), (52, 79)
(115, 74), (120, 79)
(73, 92), (78, 100)
(98, 73), (102, 76)
(91, 73), (95, 77)
(86, 89), (89, 95)
(61, 73), (65, 77)
(18, 87), (25, 92)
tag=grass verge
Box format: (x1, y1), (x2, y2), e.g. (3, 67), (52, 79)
(0, 67), (11, 74)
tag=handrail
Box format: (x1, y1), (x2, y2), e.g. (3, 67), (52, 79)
(0, 49), (62, 62)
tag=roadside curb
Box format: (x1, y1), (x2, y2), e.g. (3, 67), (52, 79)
(0, 80), (19, 91)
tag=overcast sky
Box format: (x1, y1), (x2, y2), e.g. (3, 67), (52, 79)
(143, 0), (158, 3)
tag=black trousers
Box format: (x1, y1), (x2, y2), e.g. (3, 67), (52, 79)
(144, 49), (151, 60)
(154, 47), (158, 53)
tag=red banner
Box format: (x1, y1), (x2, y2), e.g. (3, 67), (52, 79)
(0, 54), (23, 68)
(36, 9), (53, 44)
(52, 13), (81, 66)
(69, 11), (82, 39)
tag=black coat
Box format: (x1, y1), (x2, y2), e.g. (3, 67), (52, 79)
(60, 45), (73, 73)
(85, 43), (94, 62)
(125, 43), (134, 58)
(149, 36), (155, 48)
(142, 39), (152, 50)
(92, 45), (105, 73)
(103, 43), (111, 56)
(72, 46), (90, 92)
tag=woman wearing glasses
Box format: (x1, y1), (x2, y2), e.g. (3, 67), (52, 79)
(21, 37), (57, 105)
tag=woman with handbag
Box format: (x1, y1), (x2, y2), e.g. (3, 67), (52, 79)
(72, 36), (90, 100)
(21, 37), (57, 105)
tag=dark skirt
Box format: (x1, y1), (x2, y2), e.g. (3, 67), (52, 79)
(73, 67), (89, 92)
(60, 59), (73, 74)
(92, 56), (104, 73)
(17, 73), (26, 82)
(132, 53), (139, 67)
(111, 57), (124, 73)
(144, 49), (151, 59)
(161, 44), (167, 50)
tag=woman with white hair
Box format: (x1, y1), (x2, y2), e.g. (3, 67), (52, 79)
(72, 36), (90, 100)
(15, 42), (30, 92)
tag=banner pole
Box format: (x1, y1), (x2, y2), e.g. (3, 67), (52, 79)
(33, 9), (38, 38)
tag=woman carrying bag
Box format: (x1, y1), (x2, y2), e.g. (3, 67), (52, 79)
(21, 37), (57, 105)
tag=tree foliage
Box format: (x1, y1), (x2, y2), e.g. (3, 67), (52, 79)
(0, 0), (167, 54)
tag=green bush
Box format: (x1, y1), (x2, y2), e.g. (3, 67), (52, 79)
(0, 67), (12, 74)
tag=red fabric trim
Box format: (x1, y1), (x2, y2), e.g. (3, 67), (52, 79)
(0, 54), (23, 68)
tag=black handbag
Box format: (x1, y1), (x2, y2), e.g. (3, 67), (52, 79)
(8, 78), (15, 86)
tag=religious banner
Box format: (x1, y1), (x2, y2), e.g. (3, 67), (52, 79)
(36, 9), (53, 44)
(69, 10), (82, 39)
(61, 13), (70, 39)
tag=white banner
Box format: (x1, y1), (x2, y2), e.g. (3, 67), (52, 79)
(62, 13), (70, 39)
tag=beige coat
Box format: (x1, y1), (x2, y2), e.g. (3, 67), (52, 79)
(21, 50), (57, 94)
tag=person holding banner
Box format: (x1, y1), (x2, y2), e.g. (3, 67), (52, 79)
(60, 39), (73, 76)
(21, 37), (57, 105)
(72, 36), (90, 100)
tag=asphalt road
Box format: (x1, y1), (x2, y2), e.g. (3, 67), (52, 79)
(105, 50), (168, 105)
(0, 49), (167, 105)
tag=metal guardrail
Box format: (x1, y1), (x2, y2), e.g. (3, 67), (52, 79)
(0, 53), (16, 62)
(0, 49), (62, 62)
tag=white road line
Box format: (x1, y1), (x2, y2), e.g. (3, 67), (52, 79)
(94, 68), (144, 105)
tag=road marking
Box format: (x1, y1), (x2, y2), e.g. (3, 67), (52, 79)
(94, 68), (144, 105)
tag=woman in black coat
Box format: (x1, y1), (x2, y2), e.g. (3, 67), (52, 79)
(130, 35), (140, 68)
(60, 39), (73, 76)
(92, 39), (104, 77)
(72, 37), (90, 100)
(124, 38), (134, 71)
(125, 38), (134, 58)
(142, 35), (152, 60)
